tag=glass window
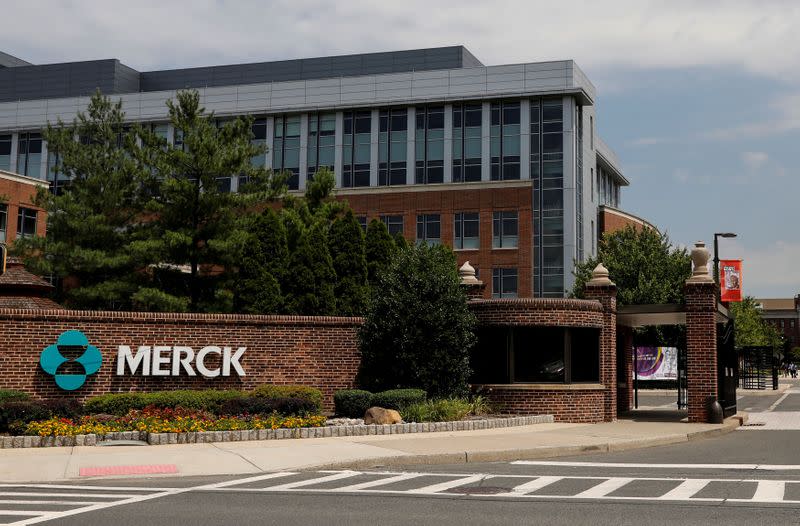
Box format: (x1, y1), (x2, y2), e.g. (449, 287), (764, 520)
(490, 102), (520, 181)
(250, 117), (267, 169)
(343, 111), (371, 188)
(415, 106), (444, 184)
(16, 207), (38, 238)
(357, 216), (367, 231)
(492, 268), (518, 298)
(381, 215), (404, 236)
(454, 212), (479, 250)
(453, 104), (482, 183)
(0, 204), (6, 242)
(416, 214), (440, 245)
(492, 211), (518, 248)
(273, 116), (301, 190)
(0, 135), (11, 171)
(17, 132), (43, 179)
(379, 108), (407, 186)
(307, 113), (335, 179)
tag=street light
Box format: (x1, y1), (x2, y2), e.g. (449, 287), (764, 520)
(713, 232), (737, 288)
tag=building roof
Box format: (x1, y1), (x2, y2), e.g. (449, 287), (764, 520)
(0, 169), (50, 188)
(0, 257), (58, 301)
(757, 298), (798, 311)
(0, 295), (62, 310)
(0, 46), (485, 104)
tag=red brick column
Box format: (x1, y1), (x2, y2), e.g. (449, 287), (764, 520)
(617, 326), (634, 413)
(685, 281), (718, 423)
(584, 265), (618, 422)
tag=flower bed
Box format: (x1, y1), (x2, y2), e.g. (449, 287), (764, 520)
(24, 407), (326, 437)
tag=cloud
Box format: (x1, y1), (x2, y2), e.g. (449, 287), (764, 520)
(3, 0), (800, 84)
(723, 240), (800, 297)
(626, 136), (672, 147)
(741, 151), (768, 169)
(700, 93), (800, 141)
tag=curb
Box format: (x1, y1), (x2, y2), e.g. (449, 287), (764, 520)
(315, 414), (746, 471)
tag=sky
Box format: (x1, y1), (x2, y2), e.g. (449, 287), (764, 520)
(2, 0), (798, 298)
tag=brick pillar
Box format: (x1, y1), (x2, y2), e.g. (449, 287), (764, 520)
(617, 326), (634, 413)
(684, 241), (718, 423)
(584, 264), (618, 422)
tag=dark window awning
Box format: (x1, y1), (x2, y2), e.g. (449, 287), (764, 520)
(617, 303), (730, 328)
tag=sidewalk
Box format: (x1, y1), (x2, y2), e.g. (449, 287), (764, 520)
(0, 415), (744, 482)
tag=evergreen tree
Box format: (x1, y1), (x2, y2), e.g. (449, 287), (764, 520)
(365, 219), (397, 283)
(283, 222), (336, 315)
(329, 210), (368, 316)
(357, 242), (476, 397)
(13, 91), (152, 310)
(134, 89), (284, 311)
(729, 296), (783, 349)
(234, 208), (288, 314)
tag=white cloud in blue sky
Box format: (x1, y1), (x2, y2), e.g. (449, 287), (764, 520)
(1, 0), (798, 296)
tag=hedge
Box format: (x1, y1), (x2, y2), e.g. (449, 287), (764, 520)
(83, 390), (246, 416)
(217, 396), (317, 417)
(333, 390), (373, 418)
(0, 400), (82, 434)
(333, 388), (427, 416)
(0, 390), (30, 404)
(250, 385), (323, 414)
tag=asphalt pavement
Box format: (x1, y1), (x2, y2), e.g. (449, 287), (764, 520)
(2, 384), (798, 525)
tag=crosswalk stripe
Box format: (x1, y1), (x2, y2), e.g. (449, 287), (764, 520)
(752, 480), (786, 502)
(407, 475), (486, 494)
(496, 476), (563, 496)
(203, 472), (297, 489)
(575, 477), (634, 498)
(265, 471), (360, 490)
(0, 492), (142, 499)
(657, 479), (710, 500)
(334, 473), (423, 492)
(0, 510), (53, 516)
(0, 499), (98, 505)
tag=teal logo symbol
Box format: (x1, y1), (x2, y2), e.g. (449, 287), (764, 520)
(40, 331), (102, 390)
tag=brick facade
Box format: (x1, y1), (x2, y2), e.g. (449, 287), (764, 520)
(684, 282), (718, 423)
(0, 170), (47, 244)
(340, 182), (533, 299)
(0, 309), (362, 412)
(598, 205), (655, 235)
(584, 283), (617, 422)
(478, 386), (605, 423)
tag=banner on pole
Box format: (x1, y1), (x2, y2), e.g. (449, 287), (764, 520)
(634, 347), (678, 380)
(720, 259), (743, 302)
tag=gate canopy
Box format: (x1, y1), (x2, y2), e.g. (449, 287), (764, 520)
(617, 303), (730, 328)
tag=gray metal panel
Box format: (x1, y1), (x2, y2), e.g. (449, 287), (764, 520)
(0, 51), (32, 68)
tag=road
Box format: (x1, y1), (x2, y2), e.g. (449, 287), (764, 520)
(2, 386), (799, 525)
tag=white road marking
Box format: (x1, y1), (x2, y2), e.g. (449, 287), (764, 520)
(200, 472), (297, 489)
(752, 480), (786, 502)
(0, 484), (176, 491)
(768, 393), (790, 411)
(0, 491), (143, 499)
(406, 475), (485, 494)
(0, 499), (100, 505)
(575, 477), (633, 498)
(511, 460), (800, 471)
(496, 476), (563, 496)
(657, 479), (710, 500)
(333, 473), (423, 492)
(264, 471), (360, 491)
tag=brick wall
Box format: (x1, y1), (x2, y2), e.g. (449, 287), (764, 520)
(341, 183), (533, 298)
(0, 173), (47, 243)
(599, 207), (653, 236)
(685, 282), (718, 423)
(0, 309), (362, 412)
(480, 386), (606, 423)
(584, 284), (617, 422)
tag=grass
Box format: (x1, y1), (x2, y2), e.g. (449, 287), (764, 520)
(400, 396), (491, 423)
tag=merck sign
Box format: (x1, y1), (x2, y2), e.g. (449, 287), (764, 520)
(41, 331), (246, 391)
(116, 345), (246, 377)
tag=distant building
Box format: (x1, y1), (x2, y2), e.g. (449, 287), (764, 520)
(0, 169), (47, 245)
(0, 46), (645, 298)
(757, 296), (800, 349)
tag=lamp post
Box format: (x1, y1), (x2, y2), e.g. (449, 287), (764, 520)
(713, 232), (737, 294)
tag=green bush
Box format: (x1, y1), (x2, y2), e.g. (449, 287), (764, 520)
(0, 390), (30, 404)
(250, 385), (323, 414)
(400, 398), (472, 423)
(0, 399), (82, 433)
(334, 390), (373, 417)
(84, 390), (245, 416)
(370, 389), (426, 411)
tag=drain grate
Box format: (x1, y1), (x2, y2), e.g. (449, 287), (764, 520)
(443, 486), (511, 495)
(742, 422), (766, 427)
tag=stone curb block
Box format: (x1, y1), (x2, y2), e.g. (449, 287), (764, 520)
(0, 414), (556, 448)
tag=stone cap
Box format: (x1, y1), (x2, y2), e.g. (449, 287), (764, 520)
(586, 263), (616, 287)
(459, 261), (483, 286)
(686, 241), (714, 284)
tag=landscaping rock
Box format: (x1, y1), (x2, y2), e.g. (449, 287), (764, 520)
(363, 407), (402, 425)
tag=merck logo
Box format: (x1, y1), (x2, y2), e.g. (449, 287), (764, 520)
(40, 330), (102, 390)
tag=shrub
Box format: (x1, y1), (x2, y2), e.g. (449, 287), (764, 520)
(357, 242), (476, 397)
(334, 390), (373, 418)
(400, 398), (472, 423)
(1, 400), (82, 433)
(0, 390), (30, 404)
(250, 385), (323, 414)
(218, 397), (317, 417)
(84, 390), (245, 416)
(370, 389), (426, 411)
